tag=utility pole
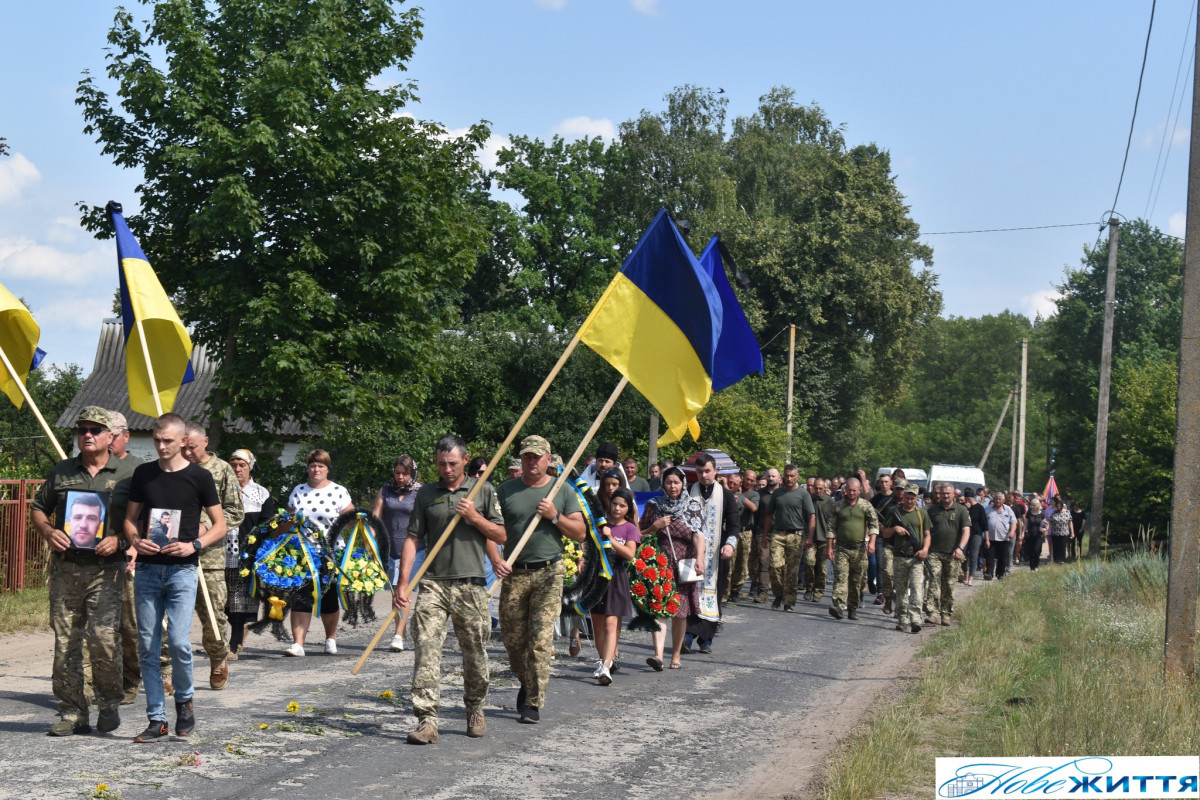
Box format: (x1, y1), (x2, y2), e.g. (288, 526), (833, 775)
(1009, 388), (1018, 491)
(1089, 217), (1120, 558)
(1017, 338), (1028, 494)
(1163, 8), (1200, 681)
(785, 324), (795, 463)
(648, 412), (659, 468)
(979, 386), (1015, 471)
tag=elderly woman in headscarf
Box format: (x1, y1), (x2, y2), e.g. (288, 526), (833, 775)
(640, 466), (705, 670)
(226, 449), (276, 658)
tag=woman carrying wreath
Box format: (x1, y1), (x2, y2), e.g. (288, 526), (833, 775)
(283, 449), (354, 657)
(640, 466), (704, 670)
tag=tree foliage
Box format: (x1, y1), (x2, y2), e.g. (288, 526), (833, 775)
(0, 365), (83, 479)
(76, 0), (488, 446)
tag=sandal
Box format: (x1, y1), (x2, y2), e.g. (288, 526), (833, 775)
(669, 661), (683, 669)
(646, 656), (664, 672)
(568, 634), (581, 658)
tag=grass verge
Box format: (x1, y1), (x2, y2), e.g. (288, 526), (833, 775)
(0, 585), (49, 635)
(817, 553), (1200, 800)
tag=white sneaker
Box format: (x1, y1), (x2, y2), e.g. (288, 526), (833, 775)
(592, 659), (605, 678)
(283, 642), (305, 657)
(597, 663), (612, 686)
(389, 635), (405, 652)
(324, 638), (337, 655)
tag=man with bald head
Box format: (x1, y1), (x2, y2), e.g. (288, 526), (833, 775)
(827, 478), (879, 620)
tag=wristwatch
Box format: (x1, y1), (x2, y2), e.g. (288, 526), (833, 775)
(192, 540), (202, 552)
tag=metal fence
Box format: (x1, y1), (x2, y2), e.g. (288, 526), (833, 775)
(0, 479), (47, 591)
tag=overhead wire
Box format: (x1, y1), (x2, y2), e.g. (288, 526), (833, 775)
(1109, 0), (1157, 218)
(1146, 0), (1196, 221)
(922, 222), (1095, 236)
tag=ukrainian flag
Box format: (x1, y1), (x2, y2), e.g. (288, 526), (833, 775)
(106, 202), (194, 417)
(0, 283), (42, 409)
(581, 209), (753, 446)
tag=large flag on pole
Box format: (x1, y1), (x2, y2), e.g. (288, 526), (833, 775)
(106, 202), (194, 417)
(579, 209), (761, 446)
(0, 283), (43, 409)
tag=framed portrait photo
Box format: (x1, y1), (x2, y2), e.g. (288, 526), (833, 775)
(63, 490), (110, 550)
(148, 508), (182, 548)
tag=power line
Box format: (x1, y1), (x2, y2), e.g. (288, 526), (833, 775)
(1110, 0), (1157, 217)
(1146, 0), (1196, 221)
(922, 222), (1095, 236)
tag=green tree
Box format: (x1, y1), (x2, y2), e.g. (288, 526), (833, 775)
(0, 364), (83, 478)
(1105, 356), (1176, 536)
(76, 0), (488, 447)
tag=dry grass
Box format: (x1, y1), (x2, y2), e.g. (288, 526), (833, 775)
(0, 585), (49, 635)
(817, 553), (1200, 799)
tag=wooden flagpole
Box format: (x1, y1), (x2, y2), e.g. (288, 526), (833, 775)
(351, 326), (589, 675)
(0, 344), (68, 461)
(490, 376), (630, 599)
(134, 318), (222, 639)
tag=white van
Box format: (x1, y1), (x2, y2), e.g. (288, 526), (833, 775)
(926, 464), (986, 494)
(875, 467), (929, 487)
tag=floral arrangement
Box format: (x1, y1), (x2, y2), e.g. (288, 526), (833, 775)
(246, 533), (319, 592)
(628, 540), (681, 618)
(335, 547), (388, 594)
(562, 537), (583, 588)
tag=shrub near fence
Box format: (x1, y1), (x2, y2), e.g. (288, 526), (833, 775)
(0, 480), (47, 591)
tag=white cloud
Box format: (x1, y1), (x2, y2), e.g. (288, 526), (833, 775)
(0, 153), (42, 205)
(0, 236), (108, 283)
(630, 0), (662, 15)
(533, 0), (567, 8)
(29, 294), (113, 332)
(1021, 288), (1061, 320)
(551, 116), (617, 142)
(1169, 211), (1186, 238)
(442, 126), (512, 173)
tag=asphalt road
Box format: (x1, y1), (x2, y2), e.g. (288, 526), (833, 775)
(0, 588), (933, 800)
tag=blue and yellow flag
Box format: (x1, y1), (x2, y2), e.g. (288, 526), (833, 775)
(0, 283), (43, 409)
(106, 202), (194, 417)
(580, 209), (752, 446)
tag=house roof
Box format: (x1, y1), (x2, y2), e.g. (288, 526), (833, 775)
(56, 319), (307, 436)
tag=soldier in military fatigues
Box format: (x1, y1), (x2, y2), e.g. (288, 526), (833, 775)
(882, 485), (931, 632)
(171, 422), (242, 692)
(32, 407), (138, 736)
(827, 478), (879, 620)
(725, 474), (756, 602)
(805, 478), (835, 601)
(765, 466), (814, 611)
(399, 435), (506, 745)
(495, 435), (585, 725)
(925, 482), (972, 626)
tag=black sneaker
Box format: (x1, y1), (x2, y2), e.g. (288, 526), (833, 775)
(135, 720), (169, 743)
(515, 686), (527, 713)
(784, 604), (794, 612)
(771, 597), (783, 609)
(175, 700), (195, 737)
(698, 640), (712, 654)
(519, 705), (540, 724)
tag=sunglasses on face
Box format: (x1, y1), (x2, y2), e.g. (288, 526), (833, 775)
(76, 426), (107, 436)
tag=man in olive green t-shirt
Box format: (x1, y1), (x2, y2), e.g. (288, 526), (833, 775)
(826, 478), (880, 620)
(397, 435), (506, 745)
(494, 435), (585, 725)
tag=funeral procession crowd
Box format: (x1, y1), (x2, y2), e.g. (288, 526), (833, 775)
(33, 408), (1082, 744)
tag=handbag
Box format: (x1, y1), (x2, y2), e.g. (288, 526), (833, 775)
(665, 520), (703, 583)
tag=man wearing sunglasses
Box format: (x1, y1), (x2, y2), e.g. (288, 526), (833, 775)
(32, 407), (138, 736)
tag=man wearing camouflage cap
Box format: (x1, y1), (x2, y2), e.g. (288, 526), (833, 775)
(494, 435), (585, 724)
(31, 406), (138, 735)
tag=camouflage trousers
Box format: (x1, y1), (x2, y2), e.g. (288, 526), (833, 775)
(411, 578), (491, 724)
(84, 568), (140, 703)
(878, 544), (894, 600)
(832, 543), (867, 613)
(49, 557), (124, 721)
(769, 532), (803, 606)
(925, 551), (958, 618)
(499, 560), (564, 710)
(725, 529), (754, 601)
(748, 531), (770, 593)
(892, 555), (927, 628)
(803, 541), (826, 599)
(162, 563), (228, 676)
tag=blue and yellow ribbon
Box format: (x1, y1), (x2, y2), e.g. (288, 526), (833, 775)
(335, 512), (390, 607)
(570, 477), (613, 614)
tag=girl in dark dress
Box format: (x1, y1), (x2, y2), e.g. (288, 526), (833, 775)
(590, 488), (639, 685)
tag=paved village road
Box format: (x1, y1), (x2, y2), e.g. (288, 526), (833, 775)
(0, 586), (943, 800)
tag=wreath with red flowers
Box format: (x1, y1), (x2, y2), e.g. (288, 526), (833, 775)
(627, 539), (682, 618)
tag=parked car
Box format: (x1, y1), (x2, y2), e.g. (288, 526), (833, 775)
(926, 464), (987, 494)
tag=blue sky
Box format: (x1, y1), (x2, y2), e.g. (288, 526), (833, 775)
(1, 0), (1193, 373)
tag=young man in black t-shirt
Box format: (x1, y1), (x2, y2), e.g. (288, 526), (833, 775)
(124, 413), (224, 743)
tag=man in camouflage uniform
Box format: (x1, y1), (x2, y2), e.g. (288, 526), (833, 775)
(398, 435), (506, 744)
(804, 478), (835, 602)
(174, 421), (242, 691)
(494, 435), (585, 724)
(925, 482), (972, 626)
(725, 473), (756, 602)
(871, 473), (902, 613)
(881, 485), (931, 633)
(751, 468), (780, 602)
(826, 478), (879, 621)
(32, 407), (137, 735)
(764, 465), (814, 611)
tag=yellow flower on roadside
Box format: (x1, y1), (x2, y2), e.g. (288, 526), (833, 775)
(380, 690), (394, 700)
(287, 701), (299, 713)
(259, 723), (269, 729)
